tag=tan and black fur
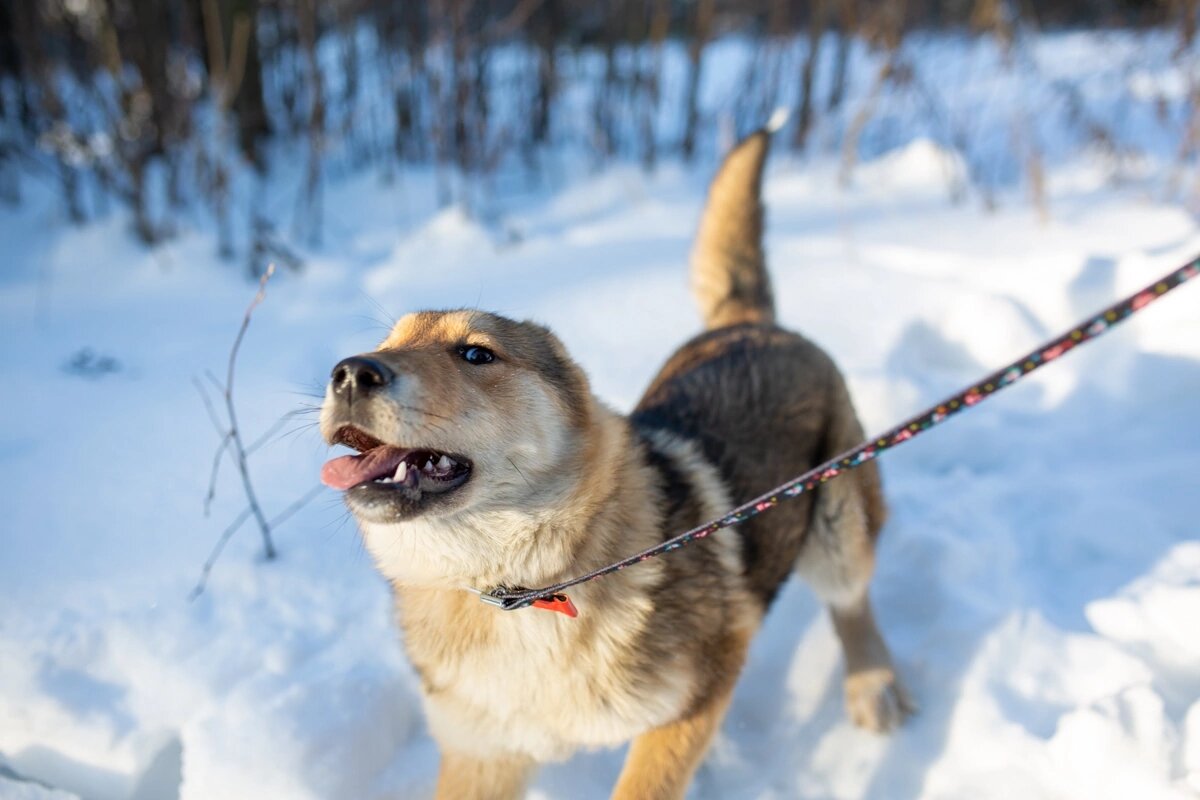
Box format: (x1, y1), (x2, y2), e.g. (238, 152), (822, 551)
(320, 127), (911, 800)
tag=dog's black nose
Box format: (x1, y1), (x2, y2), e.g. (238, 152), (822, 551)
(331, 356), (393, 398)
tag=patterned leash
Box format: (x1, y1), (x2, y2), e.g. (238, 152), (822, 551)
(480, 255), (1200, 614)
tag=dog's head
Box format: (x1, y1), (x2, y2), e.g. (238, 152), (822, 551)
(320, 310), (595, 584)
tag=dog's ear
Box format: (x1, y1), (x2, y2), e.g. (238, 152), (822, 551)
(512, 319), (591, 428)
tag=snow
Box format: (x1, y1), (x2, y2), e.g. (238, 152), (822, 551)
(4, 38), (1200, 800)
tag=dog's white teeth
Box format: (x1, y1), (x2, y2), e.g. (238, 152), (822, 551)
(437, 455), (452, 471)
(423, 458), (435, 473)
(394, 462), (408, 482)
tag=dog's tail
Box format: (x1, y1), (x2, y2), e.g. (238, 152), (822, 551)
(690, 110), (787, 330)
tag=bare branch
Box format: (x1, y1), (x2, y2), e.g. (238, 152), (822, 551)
(223, 263), (278, 559)
(194, 376), (234, 514)
(189, 506), (253, 601)
(190, 484), (323, 601)
(204, 431), (235, 516)
(193, 376), (228, 437)
(202, 374), (225, 403)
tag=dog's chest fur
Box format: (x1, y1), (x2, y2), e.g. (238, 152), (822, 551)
(396, 583), (695, 761)
(388, 429), (753, 762)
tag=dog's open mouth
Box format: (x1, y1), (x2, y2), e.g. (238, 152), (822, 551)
(321, 426), (472, 498)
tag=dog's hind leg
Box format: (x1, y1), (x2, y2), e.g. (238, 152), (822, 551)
(794, 388), (913, 732)
(830, 591), (914, 731)
(434, 750), (535, 800)
(796, 473), (913, 731)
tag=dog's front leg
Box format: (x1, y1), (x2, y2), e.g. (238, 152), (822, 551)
(434, 750), (536, 800)
(609, 681), (737, 800)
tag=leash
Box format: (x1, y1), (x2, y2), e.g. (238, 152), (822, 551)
(479, 255), (1200, 615)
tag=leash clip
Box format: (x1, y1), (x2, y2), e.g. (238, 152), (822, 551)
(477, 586), (578, 618)
(476, 592), (507, 608)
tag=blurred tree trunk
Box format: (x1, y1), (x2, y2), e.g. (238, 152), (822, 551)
(681, 0), (715, 161)
(638, 0), (668, 171)
(827, 0), (856, 112)
(448, 0), (473, 174)
(1169, 0), (1200, 201)
(198, 0), (269, 168)
(379, 0), (428, 163)
(592, 1), (620, 160)
(295, 0), (325, 243)
(123, 0), (174, 154)
(469, 16), (491, 189)
(122, 0), (189, 239)
(840, 0), (907, 186)
(10, 2), (83, 219)
(531, 0), (561, 145)
(231, 0), (270, 169)
(1173, 0), (1199, 49)
(970, 0), (1012, 51)
(793, 0), (827, 150)
(338, 0), (360, 110)
(0, 0), (29, 128)
(0, 0), (26, 203)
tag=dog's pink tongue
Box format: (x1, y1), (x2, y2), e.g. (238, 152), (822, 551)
(321, 446), (406, 490)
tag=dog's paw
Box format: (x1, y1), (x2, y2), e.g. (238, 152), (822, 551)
(844, 668), (915, 733)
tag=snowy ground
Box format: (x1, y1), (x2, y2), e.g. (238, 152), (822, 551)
(3, 76), (1200, 800)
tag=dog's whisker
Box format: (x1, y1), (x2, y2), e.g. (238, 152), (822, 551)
(394, 403), (454, 423)
(352, 313), (396, 335)
(246, 410), (321, 454)
(507, 457), (534, 492)
(419, 420), (450, 436)
(255, 422), (322, 450)
(359, 291), (398, 329)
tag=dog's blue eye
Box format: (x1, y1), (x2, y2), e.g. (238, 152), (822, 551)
(459, 345), (495, 365)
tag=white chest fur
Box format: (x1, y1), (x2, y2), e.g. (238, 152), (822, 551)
(399, 588), (694, 762)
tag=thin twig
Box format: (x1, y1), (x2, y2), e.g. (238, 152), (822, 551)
(204, 431), (234, 516)
(192, 265), (328, 596)
(204, 369), (225, 395)
(189, 506), (252, 601)
(190, 484), (324, 600)
(225, 263), (278, 559)
(193, 376), (227, 436)
(194, 376), (233, 515)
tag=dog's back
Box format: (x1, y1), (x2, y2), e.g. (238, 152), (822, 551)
(633, 130), (886, 609)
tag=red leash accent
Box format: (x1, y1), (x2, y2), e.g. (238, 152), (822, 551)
(532, 594), (579, 617)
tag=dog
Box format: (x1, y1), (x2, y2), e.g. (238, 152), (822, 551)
(319, 125), (912, 799)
